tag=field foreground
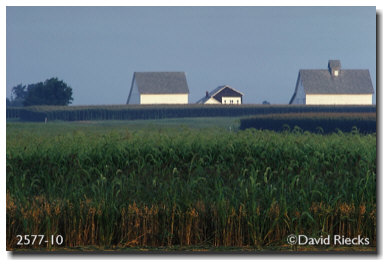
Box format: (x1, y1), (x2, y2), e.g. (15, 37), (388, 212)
(6, 119), (376, 251)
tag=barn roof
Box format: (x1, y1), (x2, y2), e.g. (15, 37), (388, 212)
(299, 69), (374, 94)
(134, 72), (189, 94)
(196, 85), (243, 104)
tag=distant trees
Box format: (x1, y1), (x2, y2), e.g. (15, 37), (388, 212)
(7, 84), (27, 107)
(7, 78), (73, 106)
(262, 100), (270, 105)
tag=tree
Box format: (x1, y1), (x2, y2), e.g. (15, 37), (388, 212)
(9, 84), (27, 107)
(10, 78), (73, 106)
(262, 100), (270, 105)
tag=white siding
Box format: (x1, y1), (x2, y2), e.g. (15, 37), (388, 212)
(204, 97), (221, 104)
(221, 97), (241, 104)
(140, 94), (188, 104)
(306, 94), (372, 105)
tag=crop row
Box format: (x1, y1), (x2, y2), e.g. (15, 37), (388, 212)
(240, 112), (376, 134)
(8, 104), (376, 122)
(6, 128), (376, 250)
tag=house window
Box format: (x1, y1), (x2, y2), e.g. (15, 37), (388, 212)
(224, 100), (226, 104)
(237, 100), (239, 104)
(334, 70), (339, 76)
(230, 100), (233, 104)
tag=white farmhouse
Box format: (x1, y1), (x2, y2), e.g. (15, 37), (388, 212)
(196, 85), (243, 104)
(289, 60), (374, 105)
(126, 72), (189, 104)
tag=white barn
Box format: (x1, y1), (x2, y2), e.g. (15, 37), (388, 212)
(289, 60), (374, 105)
(196, 85), (243, 104)
(126, 72), (189, 104)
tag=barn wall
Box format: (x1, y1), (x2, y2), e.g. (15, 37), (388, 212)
(306, 94), (372, 105)
(140, 94), (188, 104)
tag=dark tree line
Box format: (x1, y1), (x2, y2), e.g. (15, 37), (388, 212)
(19, 104), (376, 122)
(7, 77), (73, 107)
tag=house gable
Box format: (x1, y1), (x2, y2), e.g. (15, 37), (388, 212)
(213, 87), (243, 103)
(196, 85), (243, 104)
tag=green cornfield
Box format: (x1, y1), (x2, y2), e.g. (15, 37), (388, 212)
(240, 112), (376, 134)
(6, 121), (376, 251)
(9, 104), (376, 122)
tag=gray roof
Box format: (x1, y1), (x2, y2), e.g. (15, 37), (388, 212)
(207, 85), (227, 98)
(134, 72), (189, 94)
(300, 69), (374, 94)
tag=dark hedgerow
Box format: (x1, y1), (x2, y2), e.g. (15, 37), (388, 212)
(6, 107), (22, 120)
(240, 112), (376, 134)
(11, 104), (376, 122)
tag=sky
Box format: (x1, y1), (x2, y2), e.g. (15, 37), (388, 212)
(6, 6), (376, 105)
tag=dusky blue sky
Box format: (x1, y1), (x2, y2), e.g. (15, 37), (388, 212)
(6, 6), (376, 105)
